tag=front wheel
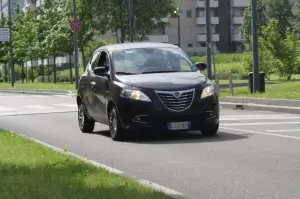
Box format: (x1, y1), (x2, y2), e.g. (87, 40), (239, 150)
(78, 103), (95, 133)
(108, 107), (126, 141)
(200, 122), (219, 136)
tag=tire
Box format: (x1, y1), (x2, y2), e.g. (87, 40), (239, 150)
(78, 103), (95, 133)
(108, 106), (126, 141)
(200, 122), (219, 136)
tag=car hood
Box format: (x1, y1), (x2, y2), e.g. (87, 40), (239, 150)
(116, 72), (209, 90)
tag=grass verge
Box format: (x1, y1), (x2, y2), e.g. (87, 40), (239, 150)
(0, 82), (76, 91)
(0, 130), (171, 199)
(220, 81), (300, 100)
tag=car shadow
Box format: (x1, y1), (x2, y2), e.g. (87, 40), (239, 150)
(92, 129), (249, 144)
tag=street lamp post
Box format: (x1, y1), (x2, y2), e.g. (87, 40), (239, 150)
(251, 0), (259, 93)
(129, 0), (134, 42)
(72, 0), (79, 90)
(205, 0), (212, 80)
(174, 8), (182, 47)
(8, 0), (14, 87)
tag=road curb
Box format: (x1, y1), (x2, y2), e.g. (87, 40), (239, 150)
(0, 89), (74, 96)
(220, 96), (300, 114)
(220, 101), (300, 114)
(222, 96), (300, 106)
(15, 133), (185, 199)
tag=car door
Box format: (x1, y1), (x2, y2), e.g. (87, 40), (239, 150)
(90, 50), (111, 124)
(85, 51), (101, 120)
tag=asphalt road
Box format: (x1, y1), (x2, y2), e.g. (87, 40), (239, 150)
(0, 93), (300, 199)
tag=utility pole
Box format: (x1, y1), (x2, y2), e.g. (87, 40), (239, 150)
(8, 0), (14, 86)
(72, 0), (79, 90)
(251, 0), (259, 93)
(205, 0), (212, 80)
(178, 14), (181, 47)
(129, 0), (133, 42)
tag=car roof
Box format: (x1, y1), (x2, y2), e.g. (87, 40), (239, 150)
(97, 42), (179, 52)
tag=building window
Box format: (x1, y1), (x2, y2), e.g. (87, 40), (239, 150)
(188, 43), (193, 47)
(199, 42), (206, 47)
(187, 10), (192, 18)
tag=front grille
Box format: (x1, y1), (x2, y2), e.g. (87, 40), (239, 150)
(155, 88), (195, 112)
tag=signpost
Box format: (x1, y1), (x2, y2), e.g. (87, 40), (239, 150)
(0, 28), (9, 42)
(70, 1), (82, 90)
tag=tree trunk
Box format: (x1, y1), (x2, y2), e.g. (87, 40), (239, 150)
(54, 56), (57, 84)
(26, 62), (28, 83)
(69, 53), (73, 84)
(21, 62), (24, 83)
(8, 63), (10, 82)
(42, 58), (45, 83)
(119, 3), (125, 43)
(287, 74), (292, 81)
(31, 59), (34, 83)
(47, 57), (50, 82)
(80, 49), (86, 71)
(4, 62), (7, 82)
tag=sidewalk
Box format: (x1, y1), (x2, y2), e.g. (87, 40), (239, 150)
(221, 96), (300, 114)
(0, 88), (75, 95)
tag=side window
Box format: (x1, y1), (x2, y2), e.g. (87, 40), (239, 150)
(90, 51), (101, 70)
(98, 51), (110, 71)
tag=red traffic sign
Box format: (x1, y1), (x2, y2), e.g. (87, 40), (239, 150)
(70, 19), (83, 32)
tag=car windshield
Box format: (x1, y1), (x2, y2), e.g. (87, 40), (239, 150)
(111, 47), (197, 75)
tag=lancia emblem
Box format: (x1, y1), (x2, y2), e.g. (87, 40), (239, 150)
(173, 91), (182, 99)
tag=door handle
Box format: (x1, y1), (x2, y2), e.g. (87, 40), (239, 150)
(91, 81), (96, 86)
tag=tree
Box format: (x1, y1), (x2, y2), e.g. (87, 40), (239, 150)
(12, 5), (28, 83)
(0, 13), (9, 82)
(62, 0), (109, 69)
(260, 19), (298, 80)
(15, 8), (38, 83)
(264, 0), (294, 38)
(39, 0), (69, 83)
(103, 0), (176, 43)
(240, 0), (268, 49)
(84, 39), (115, 61)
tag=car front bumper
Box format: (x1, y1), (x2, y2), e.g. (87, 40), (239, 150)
(117, 95), (219, 132)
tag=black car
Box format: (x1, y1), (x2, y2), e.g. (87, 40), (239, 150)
(76, 42), (219, 141)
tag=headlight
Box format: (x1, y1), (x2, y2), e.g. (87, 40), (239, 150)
(120, 89), (151, 102)
(201, 85), (215, 99)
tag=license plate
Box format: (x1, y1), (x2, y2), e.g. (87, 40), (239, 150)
(167, 122), (191, 130)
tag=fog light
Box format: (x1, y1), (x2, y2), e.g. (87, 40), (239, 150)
(133, 115), (149, 123)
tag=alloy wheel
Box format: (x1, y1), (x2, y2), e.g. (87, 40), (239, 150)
(78, 104), (85, 129)
(109, 109), (117, 138)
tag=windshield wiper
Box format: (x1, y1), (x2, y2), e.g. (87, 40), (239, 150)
(115, 72), (136, 75)
(142, 70), (178, 74)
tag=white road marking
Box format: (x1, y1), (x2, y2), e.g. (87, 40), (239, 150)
(54, 95), (68, 97)
(0, 106), (17, 111)
(31, 95), (48, 98)
(221, 114), (292, 118)
(221, 116), (300, 121)
(265, 129), (300, 133)
(53, 104), (77, 108)
(23, 105), (54, 110)
(220, 127), (300, 140)
(221, 121), (300, 126)
(13, 95), (28, 98)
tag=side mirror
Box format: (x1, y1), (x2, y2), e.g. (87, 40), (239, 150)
(195, 62), (207, 71)
(93, 66), (109, 77)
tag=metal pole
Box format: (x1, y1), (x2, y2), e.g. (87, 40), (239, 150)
(73, 0), (79, 90)
(251, 0), (259, 93)
(205, 0), (212, 80)
(178, 15), (181, 47)
(129, 0), (133, 42)
(8, 0), (14, 87)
